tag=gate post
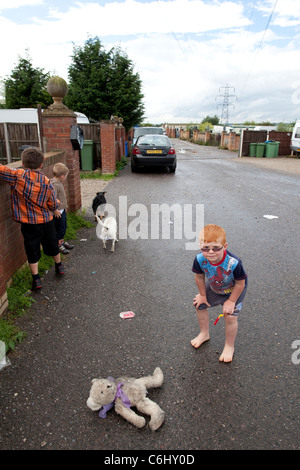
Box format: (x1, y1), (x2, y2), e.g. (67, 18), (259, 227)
(100, 120), (116, 174)
(42, 77), (82, 212)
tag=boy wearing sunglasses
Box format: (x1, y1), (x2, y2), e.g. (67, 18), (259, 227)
(191, 224), (247, 362)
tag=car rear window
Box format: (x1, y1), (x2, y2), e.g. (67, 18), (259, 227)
(138, 136), (170, 146)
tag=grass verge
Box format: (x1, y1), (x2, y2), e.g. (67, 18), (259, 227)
(0, 212), (93, 354)
(80, 156), (127, 180)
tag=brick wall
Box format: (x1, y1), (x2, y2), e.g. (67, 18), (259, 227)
(221, 132), (240, 151)
(0, 150), (66, 316)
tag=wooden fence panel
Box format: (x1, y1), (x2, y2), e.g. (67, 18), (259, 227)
(0, 123), (39, 162)
(269, 131), (291, 155)
(242, 130), (291, 156)
(242, 130), (267, 156)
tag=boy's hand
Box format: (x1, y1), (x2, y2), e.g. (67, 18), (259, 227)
(193, 293), (210, 309)
(54, 209), (61, 218)
(223, 299), (236, 315)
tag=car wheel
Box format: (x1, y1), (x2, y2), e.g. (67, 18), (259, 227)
(170, 164), (176, 173)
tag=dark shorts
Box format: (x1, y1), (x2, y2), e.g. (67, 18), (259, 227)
(21, 219), (59, 264)
(197, 283), (247, 316)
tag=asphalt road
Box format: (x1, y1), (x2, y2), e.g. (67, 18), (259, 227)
(0, 140), (299, 452)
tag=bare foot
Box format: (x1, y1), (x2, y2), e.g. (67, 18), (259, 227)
(219, 345), (234, 363)
(191, 333), (210, 348)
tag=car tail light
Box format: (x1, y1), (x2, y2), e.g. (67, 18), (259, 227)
(133, 147), (140, 155)
(168, 147), (175, 155)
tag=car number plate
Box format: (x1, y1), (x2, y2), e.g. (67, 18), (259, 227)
(147, 149), (162, 154)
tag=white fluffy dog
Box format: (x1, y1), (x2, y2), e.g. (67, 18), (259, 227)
(96, 215), (118, 252)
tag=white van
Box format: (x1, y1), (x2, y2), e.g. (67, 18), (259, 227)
(0, 108), (89, 124)
(132, 126), (164, 147)
(290, 120), (300, 155)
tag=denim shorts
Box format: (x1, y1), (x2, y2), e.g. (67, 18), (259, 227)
(197, 283), (247, 316)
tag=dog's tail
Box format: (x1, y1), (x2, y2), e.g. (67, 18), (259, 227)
(95, 215), (105, 227)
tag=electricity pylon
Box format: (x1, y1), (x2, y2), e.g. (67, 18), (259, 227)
(216, 84), (237, 128)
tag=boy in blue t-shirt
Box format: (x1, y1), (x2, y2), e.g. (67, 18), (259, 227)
(191, 224), (247, 363)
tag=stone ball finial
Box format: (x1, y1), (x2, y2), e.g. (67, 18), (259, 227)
(47, 76), (68, 107)
(44, 76), (75, 117)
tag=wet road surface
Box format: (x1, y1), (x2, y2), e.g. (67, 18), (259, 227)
(0, 140), (299, 451)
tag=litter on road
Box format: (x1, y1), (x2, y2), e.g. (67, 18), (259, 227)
(119, 311), (135, 319)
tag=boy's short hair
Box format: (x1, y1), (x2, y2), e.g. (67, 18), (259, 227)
(53, 162), (69, 177)
(199, 224), (226, 245)
(21, 147), (44, 170)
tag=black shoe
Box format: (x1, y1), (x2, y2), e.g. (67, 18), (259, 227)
(32, 278), (42, 290)
(55, 263), (65, 275)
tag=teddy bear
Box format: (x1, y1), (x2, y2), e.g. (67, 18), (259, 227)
(87, 367), (165, 431)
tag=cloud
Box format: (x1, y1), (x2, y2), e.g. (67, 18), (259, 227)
(0, 0), (300, 123)
(0, 0), (44, 10)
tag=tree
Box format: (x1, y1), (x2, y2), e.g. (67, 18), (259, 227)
(201, 115), (219, 125)
(277, 122), (294, 132)
(65, 37), (145, 130)
(4, 52), (52, 108)
(107, 47), (145, 130)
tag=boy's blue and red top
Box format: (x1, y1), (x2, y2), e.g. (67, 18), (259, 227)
(192, 250), (247, 295)
(0, 164), (59, 224)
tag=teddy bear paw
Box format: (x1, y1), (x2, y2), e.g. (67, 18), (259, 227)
(135, 416), (146, 428)
(149, 410), (165, 431)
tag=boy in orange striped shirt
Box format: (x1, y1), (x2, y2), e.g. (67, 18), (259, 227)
(0, 147), (64, 290)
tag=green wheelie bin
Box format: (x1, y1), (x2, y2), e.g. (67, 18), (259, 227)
(256, 143), (265, 157)
(81, 140), (94, 171)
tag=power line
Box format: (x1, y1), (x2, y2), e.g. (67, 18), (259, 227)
(238, 0), (279, 101)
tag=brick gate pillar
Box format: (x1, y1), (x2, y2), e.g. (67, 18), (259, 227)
(100, 120), (116, 174)
(42, 77), (82, 212)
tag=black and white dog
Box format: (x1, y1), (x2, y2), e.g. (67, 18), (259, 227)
(92, 191), (107, 221)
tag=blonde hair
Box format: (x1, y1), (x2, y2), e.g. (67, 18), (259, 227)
(199, 224), (227, 245)
(53, 162), (69, 177)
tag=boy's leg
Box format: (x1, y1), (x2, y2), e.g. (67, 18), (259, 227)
(191, 308), (210, 348)
(219, 314), (238, 363)
(41, 220), (64, 275)
(53, 253), (61, 264)
(29, 262), (39, 276)
(21, 224), (43, 289)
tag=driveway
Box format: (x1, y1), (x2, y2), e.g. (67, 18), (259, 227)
(0, 141), (299, 451)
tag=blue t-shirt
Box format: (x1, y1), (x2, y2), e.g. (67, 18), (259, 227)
(192, 250), (247, 295)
